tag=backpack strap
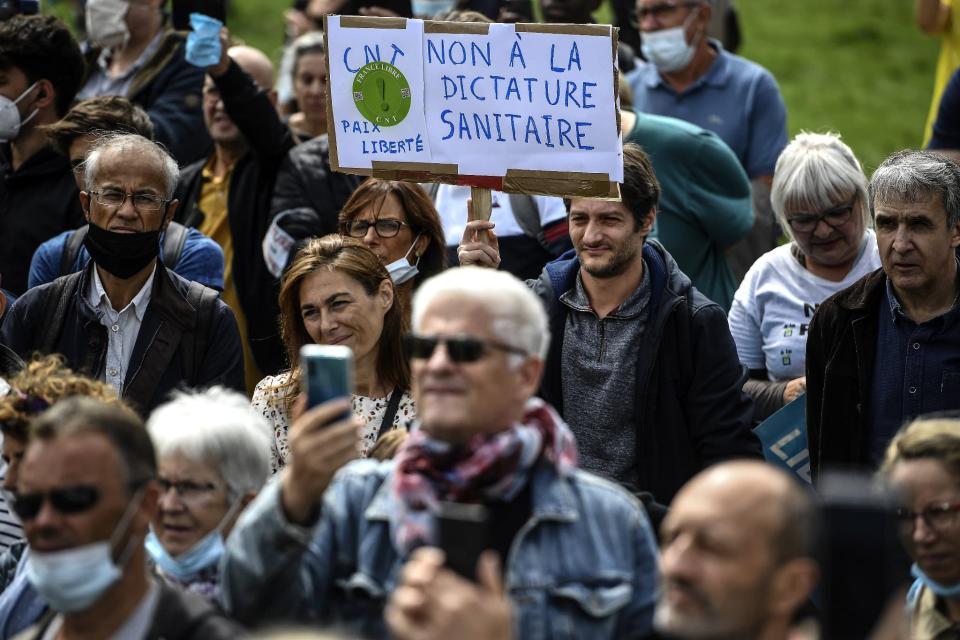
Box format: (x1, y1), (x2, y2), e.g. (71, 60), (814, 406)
(180, 281), (219, 385)
(59, 226), (89, 277)
(36, 271), (84, 355)
(507, 193), (543, 240)
(160, 222), (189, 270)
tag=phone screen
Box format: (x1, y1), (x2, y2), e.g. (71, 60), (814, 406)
(300, 345), (353, 412)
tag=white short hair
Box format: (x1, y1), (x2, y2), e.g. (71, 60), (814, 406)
(771, 131), (870, 242)
(84, 132), (179, 199)
(411, 267), (550, 362)
(146, 387), (271, 503)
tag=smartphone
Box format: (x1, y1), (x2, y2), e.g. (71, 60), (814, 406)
(817, 471), (911, 639)
(300, 345), (353, 413)
(172, 0), (227, 30)
(436, 501), (490, 582)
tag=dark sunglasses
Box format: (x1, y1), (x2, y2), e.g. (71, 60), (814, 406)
(13, 485), (100, 521)
(404, 334), (528, 363)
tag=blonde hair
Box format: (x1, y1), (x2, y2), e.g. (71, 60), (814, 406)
(880, 417), (960, 480)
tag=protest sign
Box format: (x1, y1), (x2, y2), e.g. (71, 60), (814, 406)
(324, 15), (622, 199)
(753, 394), (812, 485)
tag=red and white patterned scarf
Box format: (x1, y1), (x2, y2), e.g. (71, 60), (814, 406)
(389, 398), (577, 554)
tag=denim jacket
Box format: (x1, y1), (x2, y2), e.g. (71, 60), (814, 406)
(222, 459), (659, 639)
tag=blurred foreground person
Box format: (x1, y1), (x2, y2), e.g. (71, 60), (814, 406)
(146, 387), (271, 602)
(655, 461), (819, 640)
(13, 397), (243, 639)
(0, 356), (127, 638)
(883, 417), (960, 637)
(223, 267), (659, 638)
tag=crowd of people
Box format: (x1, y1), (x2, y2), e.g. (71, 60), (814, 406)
(0, 0), (957, 638)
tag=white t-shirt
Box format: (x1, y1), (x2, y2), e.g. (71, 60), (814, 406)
(433, 184), (567, 246)
(728, 232), (881, 381)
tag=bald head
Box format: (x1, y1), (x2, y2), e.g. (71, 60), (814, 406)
(675, 461), (814, 559)
(655, 462), (818, 639)
(227, 45), (274, 91)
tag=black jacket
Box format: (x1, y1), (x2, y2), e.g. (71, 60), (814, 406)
(805, 268), (885, 481)
(83, 28), (211, 166)
(174, 60), (295, 376)
(23, 580), (246, 640)
(0, 145), (83, 296)
(0, 262), (244, 415)
(535, 241), (760, 505)
(270, 134), (362, 230)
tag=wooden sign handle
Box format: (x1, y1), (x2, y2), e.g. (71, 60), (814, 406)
(470, 186), (493, 222)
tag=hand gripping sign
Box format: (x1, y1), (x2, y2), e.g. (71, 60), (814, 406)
(324, 15), (623, 216)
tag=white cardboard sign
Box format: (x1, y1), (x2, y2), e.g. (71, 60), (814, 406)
(325, 16), (622, 197)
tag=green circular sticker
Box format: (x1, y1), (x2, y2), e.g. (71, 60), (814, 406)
(352, 61), (411, 128)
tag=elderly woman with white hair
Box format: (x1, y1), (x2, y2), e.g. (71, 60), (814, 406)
(145, 387), (271, 602)
(727, 132), (882, 421)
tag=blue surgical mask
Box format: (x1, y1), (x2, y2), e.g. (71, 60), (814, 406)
(641, 9), (700, 73)
(386, 233), (422, 286)
(911, 563), (960, 598)
(145, 500), (243, 581)
(25, 490), (143, 613)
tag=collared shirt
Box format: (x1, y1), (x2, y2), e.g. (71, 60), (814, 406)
(77, 30), (165, 100)
(559, 263), (651, 491)
(40, 580), (160, 640)
(85, 265), (157, 395)
(912, 584), (960, 639)
(868, 274), (960, 464)
(626, 40), (788, 178)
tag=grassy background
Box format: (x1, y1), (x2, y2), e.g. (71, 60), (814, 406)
(50, 0), (940, 171)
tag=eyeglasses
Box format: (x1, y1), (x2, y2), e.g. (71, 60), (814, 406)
(404, 334), (528, 363)
(158, 479), (219, 502)
(786, 202), (855, 234)
(343, 219), (410, 239)
(91, 189), (170, 213)
(895, 501), (960, 536)
(635, 1), (699, 22)
(12, 485), (100, 521)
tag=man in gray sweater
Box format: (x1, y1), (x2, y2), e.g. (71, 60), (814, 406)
(458, 143), (761, 514)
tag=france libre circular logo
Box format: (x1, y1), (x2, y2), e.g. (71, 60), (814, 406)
(352, 61), (411, 127)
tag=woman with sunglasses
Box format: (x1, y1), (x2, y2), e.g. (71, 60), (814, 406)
(0, 355), (127, 638)
(882, 417), (960, 636)
(339, 179), (446, 310)
(727, 132), (881, 422)
(252, 235), (415, 473)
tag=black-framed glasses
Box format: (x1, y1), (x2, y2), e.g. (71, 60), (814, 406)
(158, 478), (218, 502)
(91, 189), (170, 213)
(895, 501), (960, 536)
(635, 1), (699, 23)
(786, 201), (855, 234)
(12, 485), (100, 521)
(404, 334), (528, 363)
(343, 219), (409, 239)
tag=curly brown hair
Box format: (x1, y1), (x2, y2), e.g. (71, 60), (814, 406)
(0, 354), (128, 443)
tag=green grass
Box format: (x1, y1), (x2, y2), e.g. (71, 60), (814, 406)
(48, 0), (938, 171)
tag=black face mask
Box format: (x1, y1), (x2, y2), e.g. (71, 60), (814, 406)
(83, 222), (161, 279)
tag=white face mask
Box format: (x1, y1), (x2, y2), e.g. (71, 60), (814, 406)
(385, 233), (422, 286)
(86, 0), (131, 49)
(641, 8), (700, 73)
(0, 82), (39, 143)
